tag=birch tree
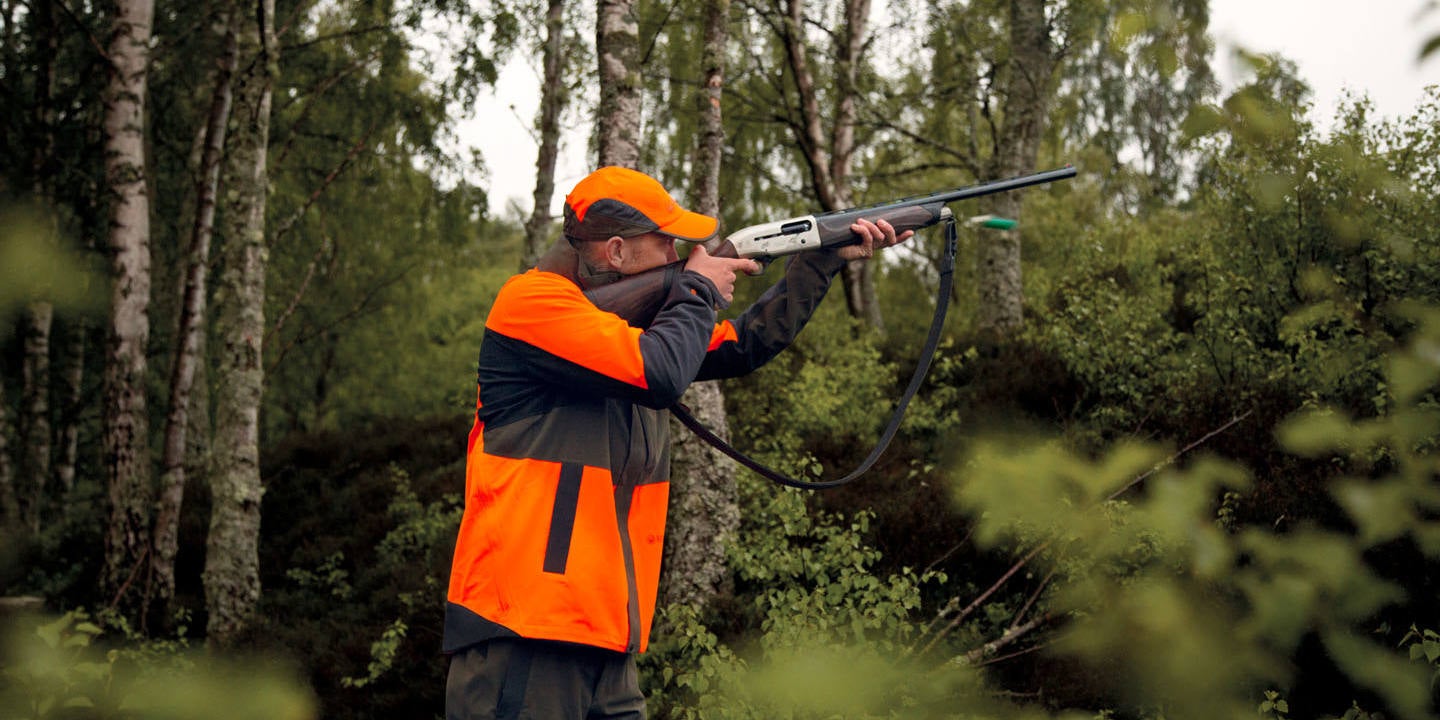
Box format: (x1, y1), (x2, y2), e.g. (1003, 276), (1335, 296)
(100, 0), (156, 611)
(19, 0), (58, 534)
(661, 0), (740, 614)
(204, 0), (274, 647)
(151, 0), (240, 614)
(0, 381), (14, 529)
(736, 0), (886, 327)
(520, 0), (573, 270)
(596, 0), (641, 168)
(973, 0), (1062, 338)
(19, 299), (53, 534)
(54, 319), (86, 501)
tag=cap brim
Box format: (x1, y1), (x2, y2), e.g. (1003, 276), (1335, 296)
(656, 209), (719, 242)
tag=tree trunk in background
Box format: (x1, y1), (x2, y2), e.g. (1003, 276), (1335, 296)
(832, 0), (882, 330)
(779, 0), (882, 329)
(19, 0), (59, 534)
(205, 0), (274, 648)
(19, 303), (53, 534)
(976, 0), (1058, 339)
(54, 318), (85, 501)
(595, 0), (640, 169)
(152, 1), (238, 616)
(662, 0), (739, 615)
(520, 0), (569, 271)
(0, 380), (15, 529)
(100, 0), (156, 613)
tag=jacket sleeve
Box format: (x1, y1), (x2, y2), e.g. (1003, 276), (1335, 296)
(483, 269), (722, 409)
(693, 250), (847, 381)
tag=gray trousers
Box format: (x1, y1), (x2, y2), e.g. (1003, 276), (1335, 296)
(446, 639), (646, 720)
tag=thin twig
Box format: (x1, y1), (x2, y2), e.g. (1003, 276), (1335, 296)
(974, 639), (1054, 668)
(959, 612), (1051, 665)
(922, 525), (976, 576)
(911, 542), (1048, 660)
(107, 545), (150, 614)
(1107, 410), (1253, 501)
(54, 0), (107, 60)
(916, 410), (1254, 661)
(1008, 567), (1055, 631)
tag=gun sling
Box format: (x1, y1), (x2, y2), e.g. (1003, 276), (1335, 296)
(670, 210), (960, 490)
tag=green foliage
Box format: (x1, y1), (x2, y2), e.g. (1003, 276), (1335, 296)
(0, 611), (316, 719)
(253, 419), (463, 718)
(284, 552), (352, 600)
(945, 296), (1440, 719)
(0, 204), (103, 329)
(8, 2), (1440, 719)
(1401, 625), (1440, 691)
(1258, 690), (1291, 719)
(252, 0), (518, 435)
(339, 618), (408, 689)
(725, 304), (895, 468)
(642, 480), (956, 719)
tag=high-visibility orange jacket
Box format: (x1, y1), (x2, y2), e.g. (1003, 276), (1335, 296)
(444, 244), (845, 654)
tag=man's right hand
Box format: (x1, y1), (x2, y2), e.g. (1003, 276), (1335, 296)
(684, 246), (761, 303)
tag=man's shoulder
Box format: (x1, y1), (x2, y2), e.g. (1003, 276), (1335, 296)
(490, 268), (592, 320)
(498, 268), (584, 299)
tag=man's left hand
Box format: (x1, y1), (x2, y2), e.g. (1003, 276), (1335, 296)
(837, 218), (914, 261)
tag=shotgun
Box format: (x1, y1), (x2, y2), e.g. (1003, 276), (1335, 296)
(584, 165), (1077, 326)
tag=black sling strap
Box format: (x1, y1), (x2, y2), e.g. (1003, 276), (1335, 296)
(671, 211), (959, 490)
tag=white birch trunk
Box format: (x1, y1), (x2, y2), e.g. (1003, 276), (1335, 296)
(204, 0), (274, 647)
(100, 0), (156, 612)
(595, 0), (641, 169)
(0, 380), (15, 529)
(662, 0), (740, 613)
(55, 318), (85, 500)
(520, 0), (569, 270)
(976, 0), (1058, 339)
(153, 0), (239, 613)
(19, 302), (53, 533)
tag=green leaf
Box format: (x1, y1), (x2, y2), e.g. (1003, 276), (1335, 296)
(1333, 479), (1415, 546)
(1276, 410), (1355, 457)
(35, 615), (72, 649)
(1420, 34), (1440, 61)
(1388, 352), (1439, 405)
(1324, 630), (1431, 720)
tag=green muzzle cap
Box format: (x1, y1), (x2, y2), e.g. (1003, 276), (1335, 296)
(968, 214), (1017, 230)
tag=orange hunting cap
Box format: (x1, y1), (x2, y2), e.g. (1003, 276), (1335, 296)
(563, 167), (718, 243)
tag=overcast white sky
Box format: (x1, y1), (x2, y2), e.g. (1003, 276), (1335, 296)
(457, 0), (1440, 219)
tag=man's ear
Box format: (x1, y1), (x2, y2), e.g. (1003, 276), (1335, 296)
(602, 235), (625, 270)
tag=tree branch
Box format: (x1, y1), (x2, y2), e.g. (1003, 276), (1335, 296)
(958, 612), (1052, 666)
(281, 23), (389, 53)
(915, 411), (1254, 661)
(54, 0), (107, 59)
(1106, 410), (1253, 501)
(275, 49), (381, 167)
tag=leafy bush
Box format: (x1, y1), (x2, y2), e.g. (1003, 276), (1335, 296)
(0, 610), (315, 719)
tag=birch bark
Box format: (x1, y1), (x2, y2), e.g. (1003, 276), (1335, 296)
(100, 0), (156, 611)
(976, 0), (1058, 338)
(152, 0), (239, 613)
(204, 0), (275, 647)
(520, 0), (570, 270)
(595, 0), (641, 168)
(662, 0), (740, 613)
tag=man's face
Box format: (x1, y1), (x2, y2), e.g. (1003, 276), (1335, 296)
(616, 232), (679, 275)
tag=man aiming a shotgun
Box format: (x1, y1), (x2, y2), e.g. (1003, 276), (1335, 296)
(444, 166), (911, 719)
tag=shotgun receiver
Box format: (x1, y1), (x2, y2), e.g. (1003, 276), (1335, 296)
(584, 165), (1077, 326)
